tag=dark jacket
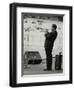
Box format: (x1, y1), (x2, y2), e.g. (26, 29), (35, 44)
(44, 31), (57, 52)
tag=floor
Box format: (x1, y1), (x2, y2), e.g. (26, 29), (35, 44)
(23, 59), (63, 75)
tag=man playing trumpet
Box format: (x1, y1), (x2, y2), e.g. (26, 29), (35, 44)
(44, 24), (57, 71)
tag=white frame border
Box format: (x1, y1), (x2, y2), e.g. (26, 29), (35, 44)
(16, 7), (70, 84)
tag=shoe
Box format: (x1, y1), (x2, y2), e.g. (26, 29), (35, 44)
(44, 69), (52, 71)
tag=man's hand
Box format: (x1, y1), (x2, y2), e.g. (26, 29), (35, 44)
(45, 29), (48, 34)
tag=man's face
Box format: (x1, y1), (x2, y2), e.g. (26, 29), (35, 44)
(51, 25), (55, 32)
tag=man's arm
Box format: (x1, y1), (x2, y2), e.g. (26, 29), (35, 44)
(45, 32), (53, 39)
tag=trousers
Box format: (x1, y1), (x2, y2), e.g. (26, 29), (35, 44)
(45, 48), (52, 70)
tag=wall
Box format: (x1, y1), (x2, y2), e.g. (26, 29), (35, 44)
(0, 0), (74, 90)
(23, 16), (63, 58)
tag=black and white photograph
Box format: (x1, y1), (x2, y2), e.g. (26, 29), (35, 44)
(22, 13), (63, 76)
(10, 3), (72, 87)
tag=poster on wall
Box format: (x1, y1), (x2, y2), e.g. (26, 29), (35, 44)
(10, 3), (72, 87)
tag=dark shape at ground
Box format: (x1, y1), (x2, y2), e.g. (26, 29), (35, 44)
(55, 53), (62, 70)
(24, 51), (42, 64)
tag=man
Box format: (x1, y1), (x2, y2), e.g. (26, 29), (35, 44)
(44, 24), (57, 71)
